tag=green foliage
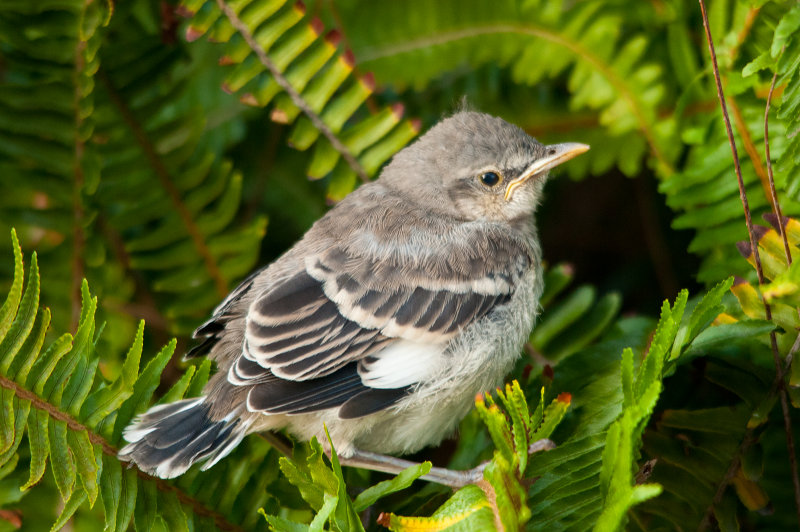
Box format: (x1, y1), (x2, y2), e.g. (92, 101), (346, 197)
(180, 0), (421, 201)
(260, 433), (432, 531)
(744, 3), (800, 196)
(533, 263), (622, 363)
(94, 2), (268, 334)
(3, 0), (800, 530)
(378, 382), (569, 531)
(332, 0), (800, 285)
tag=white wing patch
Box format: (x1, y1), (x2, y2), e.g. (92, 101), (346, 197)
(357, 340), (446, 389)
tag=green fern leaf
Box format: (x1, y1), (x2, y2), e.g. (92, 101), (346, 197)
(179, 0), (421, 201)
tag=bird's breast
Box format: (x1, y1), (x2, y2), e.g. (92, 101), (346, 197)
(400, 267), (541, 401)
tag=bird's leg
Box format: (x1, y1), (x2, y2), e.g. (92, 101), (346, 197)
(339, 449), (484, 488)
(337, 438), (556, 489)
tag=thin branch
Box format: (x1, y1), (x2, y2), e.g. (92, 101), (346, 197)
(763, 52), (800, 522)
(765, 57), (792, 265)
(697, 1), (800, 526)
(216, 0), (369, 182)
(359, 24), (674, 175)
(99, 70), (229, 299)
(0, 374), (244, 532)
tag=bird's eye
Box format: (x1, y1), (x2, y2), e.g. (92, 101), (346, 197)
(480, 171), (501, 187)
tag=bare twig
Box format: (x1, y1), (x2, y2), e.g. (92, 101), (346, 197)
(697, 1), (800, 526)
(763, 54), (800, 522)
(765, 60), (792, 265)
(216, 0), (369, 182)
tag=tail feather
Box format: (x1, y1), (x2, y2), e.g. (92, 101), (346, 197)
(119, 398), (250, 479)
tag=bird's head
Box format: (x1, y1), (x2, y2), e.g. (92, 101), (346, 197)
(379, 111), (589, 223)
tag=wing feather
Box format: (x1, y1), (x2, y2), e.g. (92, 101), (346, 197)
(224, 221), (532, 417)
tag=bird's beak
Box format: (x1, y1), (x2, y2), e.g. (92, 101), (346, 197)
(504, 142), (590, 201)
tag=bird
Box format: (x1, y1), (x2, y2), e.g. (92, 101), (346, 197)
(119, 110), (589, 485)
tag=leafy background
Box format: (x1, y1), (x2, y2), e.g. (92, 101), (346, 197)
(1, 0), (800, 530)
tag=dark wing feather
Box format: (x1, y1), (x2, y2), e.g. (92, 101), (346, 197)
(245, 271), (389, 380)
(185, 267), (265, 359)
(247, 364), (365, 413)
(338, 387), (412, 419)
(227, 221), (532, 417)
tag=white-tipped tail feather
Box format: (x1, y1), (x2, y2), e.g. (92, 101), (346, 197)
(119, 397), (251, 479)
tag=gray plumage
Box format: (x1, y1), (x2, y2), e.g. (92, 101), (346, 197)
(119, 111), (589, 479)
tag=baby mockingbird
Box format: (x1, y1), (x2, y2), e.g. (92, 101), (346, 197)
(120, 111), (588, 486)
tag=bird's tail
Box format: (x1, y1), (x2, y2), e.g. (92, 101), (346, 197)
(119, 398), (251, 479)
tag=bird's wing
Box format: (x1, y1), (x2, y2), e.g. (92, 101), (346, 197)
(244, 232), (530, 380)
(219, 221), (532, 417)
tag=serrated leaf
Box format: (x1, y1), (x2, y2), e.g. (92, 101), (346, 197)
(353, 461), (431, 512)
(115, 467), (138, 532)
(684, 320), (775, 356)
(68, 429), (100, 507)
(0, 229), (24, 341)
(81, 320), (144, 426)
(475, 394), (514, 461)
(0, 388), (14, 454)
(309, 492), (338, 532)
(496, 381), (530, 472)
(260, 509), (308, 532)
(683, 277), (734, 348)
(279, 455), (325, 511)
(27, 334), (73, 396)
(23, 408), (50, 490)
(531, 392), (571, 441)
(49, 418), (76, 501)
(621, 348), (634, 408)
(0, 254), (39, 374)
(378, 485), (495, 531)
(159, 365), (195, 404)
(8, 306), (50, 385)
(41, 282), (96, 403)
(0, 396), (29, 469)
(134, 477), (158, 532)
(186, 359), (212, 397)
(323, 427), (364, 532)
(101, 454), (122, 531)
(111, 339), (176, 444)
(50, 489), (88, 532)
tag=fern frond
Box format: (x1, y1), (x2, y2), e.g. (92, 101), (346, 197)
(742, 3), (800, 195)
(178, 0), (422, 201)
(93, 2), (266, 333)
(0, 229), (281, 531)
(524, 280), (767, 531)
(330, 0), (676, 177)
(0, 0), (115, 337)
(661, 100), (800, 283)
(531, 263), (622, 364)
